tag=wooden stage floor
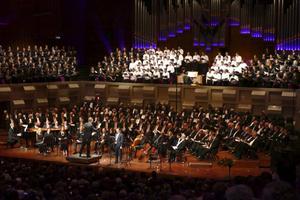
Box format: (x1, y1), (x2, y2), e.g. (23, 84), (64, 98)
(0, 146), (271, 180)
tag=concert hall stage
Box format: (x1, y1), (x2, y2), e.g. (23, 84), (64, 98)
(0, 146), (271, 180)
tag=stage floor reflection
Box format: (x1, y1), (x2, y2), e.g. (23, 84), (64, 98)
(0, 147), (271, 180)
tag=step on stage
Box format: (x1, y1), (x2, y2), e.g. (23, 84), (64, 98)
(0, 147), (271, 179)
(66, 153), (102, 164)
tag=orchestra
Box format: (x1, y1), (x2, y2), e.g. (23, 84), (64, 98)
(6, 100), (290, 163)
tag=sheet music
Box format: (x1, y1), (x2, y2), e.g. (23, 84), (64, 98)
(22, 124), (28, 132)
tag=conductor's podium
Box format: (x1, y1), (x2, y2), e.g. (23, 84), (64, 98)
(66, 153), (102, 164)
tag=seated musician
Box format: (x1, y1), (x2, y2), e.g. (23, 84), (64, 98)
(15, 114), (29, 148)
(156, 131), (170, 159)
(225, 123), (243, 149)
(23, 113), (35, 147)
(52, 118), (60, 129)
(35, 128), (54, 154)
(68, 112), (77, 138)
(94, 128), (111, 155)
(170, 133), (187, 162)
(189, 129), (207, 156)
(199, 130), (220, 159)
(131, 131), (146, 158)
(74, 123), (84, 154)
(233, 126), (258, 159)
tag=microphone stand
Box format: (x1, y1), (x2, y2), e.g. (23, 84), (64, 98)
(106, 137), (113, 166)
(175, 67), (178, 113)
(168, 150), (172, 172)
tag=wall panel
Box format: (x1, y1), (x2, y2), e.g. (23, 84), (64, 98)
(0, 81), (298, 129)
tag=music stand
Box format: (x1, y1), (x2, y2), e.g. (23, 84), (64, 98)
(105, 138), (113, 166)
(167, 150), (172, 172)
(187, 71), (198, 85)
(120, 146), (131, 167)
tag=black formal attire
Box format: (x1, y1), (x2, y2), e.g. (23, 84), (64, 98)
(7, 126), (18, 148)
(115, 132), (124, 163)
(79, 122), (97, 157)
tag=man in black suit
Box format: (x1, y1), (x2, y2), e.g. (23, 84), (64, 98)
(114, 128), (124, 163)
(7, 121), (18, 148)
(79, 117), (97, 158)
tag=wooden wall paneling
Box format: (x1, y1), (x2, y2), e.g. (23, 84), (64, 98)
(46, 84), (59, 105)
(35, 85), (48, 99)
(183, 87), (195, 102)
(182, 87), (195, 110)
(83, 83), (94, 97)
(211, 89), (223, 108)
(267, 105), (282, 115)
(12, 100), (26, 110)
(0, 82), (299, 130)
(68, 83), (81, 105)
(57, 84), (69, 97)
(236, 104), (252, 112)
(118, 85), (131, 104)
(295, 91), (300, 130)
(36, 98), (49, 109)
(143, 86), (156, 105)
(58, 97), (71, 107)
(268, 91), (282, 105)
(131, 86), (143, 99)
(106, 97), (119, 106)
(281, 91), (296, 117)
(168, 86), (182, 110)
(22, 86), (36, 109)
(251, 90), (267, 104)
(131, 85), (144, 107)
(238, 90), (252, 104)
(157, 86), (169, 103)
(194, 88), (208, 108)
(94, 83), (106, 99)
(107, 85), (119, 98)
(251, 90), (267, 115)
(0, 86), (12, 100)
(223, 89), (237, 108)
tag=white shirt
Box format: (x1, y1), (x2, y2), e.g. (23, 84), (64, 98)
(129, 62), (136, 71)
(222, 72), (230, 80)
(200, 55), (209, 63)
(153, 71), (160, 79)
(193, 54), (201, 62)
(185, 55), (193, 63)
(212, 73), (221, 82)
(162, 71), (170, 79)
(167, 65), (175, 73)
(235, 55), (242, 63)
(206, 71), (214, 82)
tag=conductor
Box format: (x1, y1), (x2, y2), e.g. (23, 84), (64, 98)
(79, 117), (97, 158)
